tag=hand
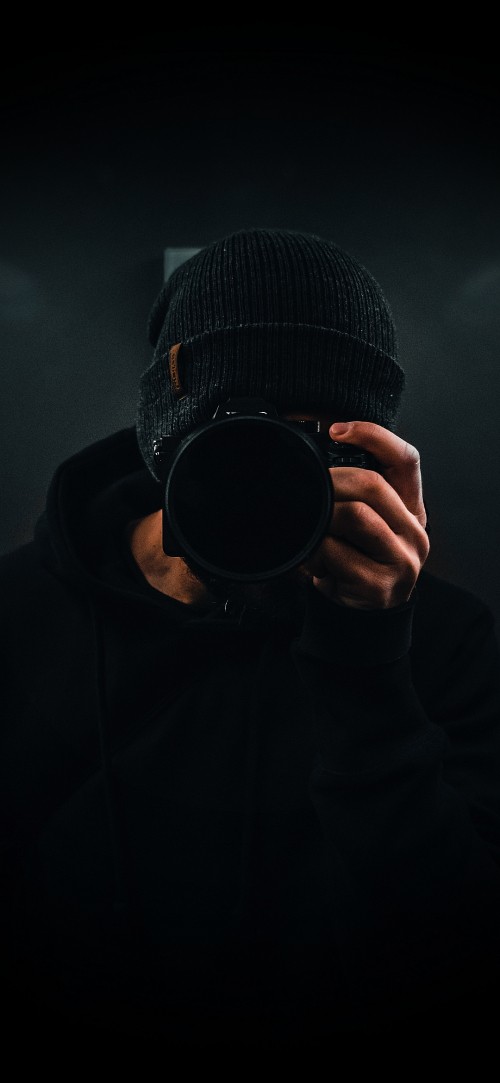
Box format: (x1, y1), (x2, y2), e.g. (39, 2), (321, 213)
(304, 421), (430, 610)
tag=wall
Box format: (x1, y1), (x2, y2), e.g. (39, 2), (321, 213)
(1, 36), (499, 623)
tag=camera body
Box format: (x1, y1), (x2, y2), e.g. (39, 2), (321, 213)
(153, 398), (378, 582)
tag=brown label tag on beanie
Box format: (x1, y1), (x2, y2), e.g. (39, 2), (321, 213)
(169, 343), (189, 399)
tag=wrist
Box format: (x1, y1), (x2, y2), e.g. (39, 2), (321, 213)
(313, 577), (416, 612)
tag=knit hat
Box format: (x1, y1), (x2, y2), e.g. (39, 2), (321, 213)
(136, 228), (404, 480)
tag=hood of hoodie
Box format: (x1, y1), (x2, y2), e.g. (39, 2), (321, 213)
(33, 425), (299, 633)
(30, 426), (298, 743)
(28, 426), (280, 765)
(34, 426), (196, 607)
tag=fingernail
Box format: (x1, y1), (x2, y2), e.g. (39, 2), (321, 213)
(330, 422), (352, 435)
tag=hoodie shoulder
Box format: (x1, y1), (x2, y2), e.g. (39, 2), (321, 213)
(410, 567), (498, 689)
(0, 539), (55, 595)
(0, 538), (85, 646)
(0, 428), (148, 618)
(415, 568), (495, 627)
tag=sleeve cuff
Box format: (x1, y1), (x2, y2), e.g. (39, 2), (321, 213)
(294, 581), (416, 666)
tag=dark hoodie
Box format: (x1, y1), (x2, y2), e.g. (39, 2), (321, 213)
(2, 426), (500, 1047)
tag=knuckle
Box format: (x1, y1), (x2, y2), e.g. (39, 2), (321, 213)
(351, 501), (374, 528)
(414, 523), (430, 561)
(407, 560), (421, 587)
(364, 470), (385, 496)
(399, 556), (420, 593)
(402, 440), (421, 468)
(397, 547), (417, 574)
(377, 559), (417, 607)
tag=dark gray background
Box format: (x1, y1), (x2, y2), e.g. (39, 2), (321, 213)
(2, 35), (499, 624)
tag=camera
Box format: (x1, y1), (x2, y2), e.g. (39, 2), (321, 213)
(153, 398), (378, 582)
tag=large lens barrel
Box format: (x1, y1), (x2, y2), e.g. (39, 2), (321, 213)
(161, 414), (333, 581)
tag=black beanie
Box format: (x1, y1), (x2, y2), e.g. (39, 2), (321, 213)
(136, 228), (404, 480)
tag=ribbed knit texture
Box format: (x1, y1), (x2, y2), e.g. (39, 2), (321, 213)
(137, 228), (404, 480)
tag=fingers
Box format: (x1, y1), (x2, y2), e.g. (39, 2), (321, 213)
(329, 469), (430, 561)
(304, 420), (429, 608)
(329, 500), (422, 565)
(306, 535), (420, 608)
(329, 421), (426, 526)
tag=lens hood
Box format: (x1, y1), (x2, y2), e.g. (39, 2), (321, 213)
(153, 399), (335, 582)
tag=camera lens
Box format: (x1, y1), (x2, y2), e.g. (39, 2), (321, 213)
(164, 416), (332, 580)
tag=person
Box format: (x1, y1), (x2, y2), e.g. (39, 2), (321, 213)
(2, 227), (500, 1049)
